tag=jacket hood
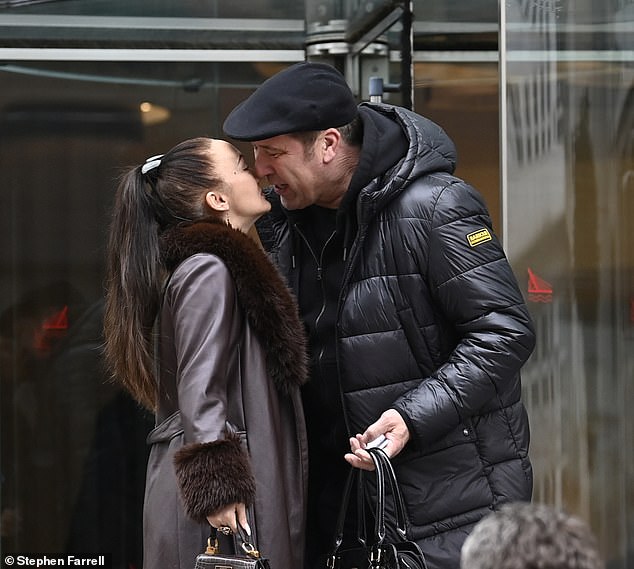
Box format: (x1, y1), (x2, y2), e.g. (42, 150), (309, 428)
(256, 104), (459, 257)
(353, 102), (457, 215)
(159, 218), (308, 393)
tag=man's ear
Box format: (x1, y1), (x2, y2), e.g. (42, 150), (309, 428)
(322, 129), (342, 163)
(205, 191), (230, 212)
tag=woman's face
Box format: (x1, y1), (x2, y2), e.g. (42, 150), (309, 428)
(210, 139), (271, 232)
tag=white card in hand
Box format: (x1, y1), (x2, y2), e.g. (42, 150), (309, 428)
(365, 434), (388, 450)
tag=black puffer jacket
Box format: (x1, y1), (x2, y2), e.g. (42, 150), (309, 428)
(259, 102), (536, 569)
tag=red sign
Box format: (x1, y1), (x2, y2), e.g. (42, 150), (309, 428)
(528, 268), (553, 303)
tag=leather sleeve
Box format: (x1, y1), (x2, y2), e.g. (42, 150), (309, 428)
(166, 254), (256, 519)
(165, 254), (237, 445)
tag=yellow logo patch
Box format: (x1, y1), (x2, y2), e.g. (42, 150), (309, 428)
(467, 228), (492, 247)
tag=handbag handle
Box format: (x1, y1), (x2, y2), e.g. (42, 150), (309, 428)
(330, 452), (383, 554)
(363, 448), (409, 542)
(327, 447), (409, 564)
(369, 448), (409, 540)
(207, 526), (263, 560)
(331, 467), (357, 551)
(237, 525), (263, 559)
(357, 449), (387, 545)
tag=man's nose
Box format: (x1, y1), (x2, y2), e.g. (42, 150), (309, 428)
(254, 161), (271, 179)
(253, 152), (272, 178)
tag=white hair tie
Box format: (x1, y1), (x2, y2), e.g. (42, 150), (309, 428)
(141, 154), (164, 174)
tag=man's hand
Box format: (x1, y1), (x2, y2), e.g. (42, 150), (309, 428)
(344, 409), (410, 471)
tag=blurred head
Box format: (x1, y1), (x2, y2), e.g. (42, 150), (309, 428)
(460, 502), (604, 569)
(140, 137), (269, 232)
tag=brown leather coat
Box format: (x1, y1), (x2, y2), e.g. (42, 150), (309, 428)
(142, 220), (309, 569)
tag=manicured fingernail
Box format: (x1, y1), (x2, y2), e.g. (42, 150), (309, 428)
(244, 522), (252, 536)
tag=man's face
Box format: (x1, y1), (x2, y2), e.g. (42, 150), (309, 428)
(252, 134), (326, 210)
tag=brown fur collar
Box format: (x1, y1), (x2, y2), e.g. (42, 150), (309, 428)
(160, 219), (307, 393)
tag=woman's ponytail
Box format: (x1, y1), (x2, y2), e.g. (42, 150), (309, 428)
(104, 166), (164, 409)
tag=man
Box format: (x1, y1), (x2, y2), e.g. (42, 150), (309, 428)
(223, 61), (536, 569)
(460, 502), (605, 569)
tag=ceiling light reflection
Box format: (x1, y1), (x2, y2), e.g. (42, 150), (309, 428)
(139, 101), (170, 126)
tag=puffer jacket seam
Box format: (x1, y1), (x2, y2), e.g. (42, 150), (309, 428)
(342, 377), (423, 395)
(431, 210), (496, 231)
(435, 256), (510, 289)
(497, 400), (527, 462)
(345, 271), (420, 285)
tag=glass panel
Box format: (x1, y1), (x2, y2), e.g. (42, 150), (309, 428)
(0, 0), (305, 18)
(0, 59), (295, 560)
(413, 61), (501, 228)
(0, 2), (305, 49)
(503, 1), (634, 567)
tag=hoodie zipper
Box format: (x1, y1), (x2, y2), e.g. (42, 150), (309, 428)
(292, 222), (338, 372)
(291, 212), (366, 440)
(292, 223), (336, 282)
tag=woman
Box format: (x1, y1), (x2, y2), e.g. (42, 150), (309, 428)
(103, 137), (308, 569)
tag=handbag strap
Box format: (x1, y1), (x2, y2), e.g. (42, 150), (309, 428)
(365, 449), (387, 544)
(206, 526), (263, 560)
(332, 467), (357, 551)
(236, 525), (263, 559)
(368, 448), (409, 539)
(328, 447), (408, 562)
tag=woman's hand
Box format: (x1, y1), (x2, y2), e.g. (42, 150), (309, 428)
(344, 409), (410, 471)
(206, 502), (251, 536)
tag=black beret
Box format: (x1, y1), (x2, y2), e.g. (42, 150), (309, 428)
(223, 62), (358, 141)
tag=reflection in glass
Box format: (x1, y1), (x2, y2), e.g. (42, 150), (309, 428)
(504, 2), (634, 567)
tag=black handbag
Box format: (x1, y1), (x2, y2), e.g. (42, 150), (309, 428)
(195, 526), (272, 569)
(323, 447), (427, 569)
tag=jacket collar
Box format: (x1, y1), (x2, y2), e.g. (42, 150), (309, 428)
(159, 218), (308, 393)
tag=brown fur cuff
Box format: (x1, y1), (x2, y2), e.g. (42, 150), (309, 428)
(173, 433), (256, 523)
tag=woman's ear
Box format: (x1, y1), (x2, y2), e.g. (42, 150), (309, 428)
(205, 191), (230, 212)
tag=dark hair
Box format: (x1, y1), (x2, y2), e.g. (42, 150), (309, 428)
(337, 113), (363, 147)
(103, 137), (224, 409)
(289, 113), (363, 156)
(460, 502), (605, 569)
(289, 130), (320, 155)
